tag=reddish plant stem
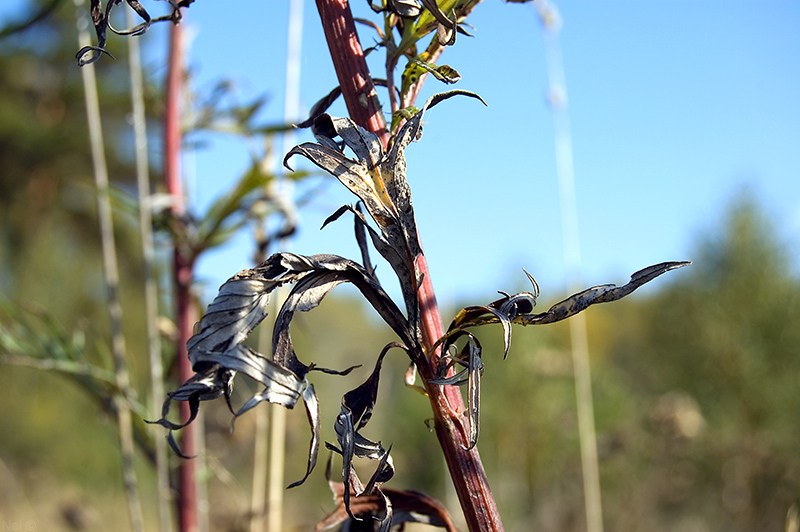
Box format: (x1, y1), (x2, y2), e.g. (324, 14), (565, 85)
(315, 2), (503, 530)
(165, 19), (198, 532)
(315, 0), (388, 146)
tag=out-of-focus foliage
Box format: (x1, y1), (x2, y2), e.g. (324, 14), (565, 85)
(0, 5), (159, 529)
(601, 197), (800, 532)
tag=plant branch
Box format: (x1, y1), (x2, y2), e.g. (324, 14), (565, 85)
(314, 2), (503, 530)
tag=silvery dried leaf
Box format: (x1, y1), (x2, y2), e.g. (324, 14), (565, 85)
(432, 261), (691, 451)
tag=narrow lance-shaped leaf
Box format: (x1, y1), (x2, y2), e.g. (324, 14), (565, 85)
(518, 261), (691, 325)
(430, 261), (691, 451)
(285, 91), (487, 331)
(325, 345), (399, 528)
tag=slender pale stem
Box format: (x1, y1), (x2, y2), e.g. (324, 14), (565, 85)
(267, 399), (287, 532)
(74, 1), (144, 530)
(314, 2), (503, 530)
(249, 328), (270, 532)
(126, 8), (173, 531)
(538, 4), (604, 531)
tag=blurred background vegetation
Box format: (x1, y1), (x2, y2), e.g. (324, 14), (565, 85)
(1, 2), (798, 532)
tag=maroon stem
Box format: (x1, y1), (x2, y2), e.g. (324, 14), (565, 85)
(165, 19), (198, 532)
(315, 2), (503, 530)
(315, 0), (389, 146)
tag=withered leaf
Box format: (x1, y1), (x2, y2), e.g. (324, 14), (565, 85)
(432, 261), (691, 451)
(316, 471), (459, 532)
(285, 90), (486, 330)
(517, 261), (691, 326)
(76, 0), (194, 66)
(154, 251), (413, 487)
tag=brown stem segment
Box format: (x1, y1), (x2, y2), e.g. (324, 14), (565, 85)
(165, 19), (198, 532)
(315, 2), (504, 530)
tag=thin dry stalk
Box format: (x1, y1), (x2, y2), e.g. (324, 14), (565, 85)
(73, 1), (144, 530)
(267, 393), (287, 532)
(266, 1), (304, 528)
(538, 3), (605, 531)
(126, 7), (173, 531)
(248, 326), (270, 532)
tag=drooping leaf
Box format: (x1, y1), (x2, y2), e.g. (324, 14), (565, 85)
(430, 332), (484, 449)
(324, 348), (400, 527)
(154, 251), (412, 486)
(285, 90), (486, 330)
(269, 253), (414, 377)
(76, 0), (194, 65)
(316, 455), (459, 532)
(287, 383), (322, 489)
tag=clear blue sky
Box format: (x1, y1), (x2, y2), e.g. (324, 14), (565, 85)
(5, 0), (800, 310)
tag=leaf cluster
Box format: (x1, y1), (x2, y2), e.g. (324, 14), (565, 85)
(156, 91), (688, 530)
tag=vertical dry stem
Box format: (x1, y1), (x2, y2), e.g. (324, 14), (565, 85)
(314, 2), (503, 530)
(539, 4), (605, 530)
(315, 0), (389, 146)
(74, 1), (144, 530)
(126, 8), (173, 531)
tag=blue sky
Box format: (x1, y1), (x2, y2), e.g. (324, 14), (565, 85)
(5, 0), (800, 311)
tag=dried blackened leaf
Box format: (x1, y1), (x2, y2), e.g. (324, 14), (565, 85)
(150, 347), (309, 457)
(353, 203), (377, 277)
(156, 251), (410, 485)
(294, 85), (341, 129)
(325, 349), (399, 526)
(269, 254), (414, 377)
(285, 91), (486, 330)
(287, 383), (321, 488)
(343, 343), (405, 430)
(324, 203), (413, 310)
(284, 142), (396, 234)
(186, 277), (276, 356)
(316, 475), (459, 532)
(442, 268), (539, 359)
(430, 333), (484, 449)
(517, 261), (691, 326)
(388, 0), (423, 18)
(77, 0), (193, 65)
(432, 261), (690, 450)
(196, 346), (304, 409)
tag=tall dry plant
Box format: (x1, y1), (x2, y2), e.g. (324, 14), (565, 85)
(76, 1), (689, 531)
